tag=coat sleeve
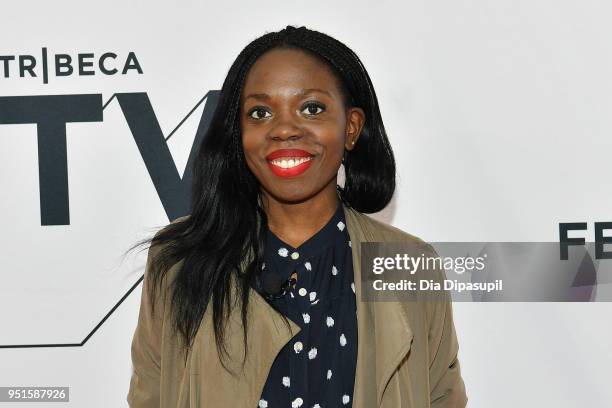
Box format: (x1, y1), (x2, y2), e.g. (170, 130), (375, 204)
(426, 246), (468, 407)
(127, 239), (165, 408)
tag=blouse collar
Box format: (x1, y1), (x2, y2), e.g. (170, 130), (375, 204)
(264, 199), (349, 280)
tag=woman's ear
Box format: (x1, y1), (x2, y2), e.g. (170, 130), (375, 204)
(345, 107), (365, 151)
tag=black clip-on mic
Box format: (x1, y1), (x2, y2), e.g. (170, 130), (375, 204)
(258, 270), (297, 301)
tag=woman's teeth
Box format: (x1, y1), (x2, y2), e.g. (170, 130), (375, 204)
(269, 157), (313, 169)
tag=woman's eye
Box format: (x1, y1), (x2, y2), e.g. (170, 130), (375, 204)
(301, 102), (325, 116)
(248, 107), (271, 120)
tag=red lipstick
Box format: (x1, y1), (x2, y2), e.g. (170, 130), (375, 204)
(266, 149), (314, 178)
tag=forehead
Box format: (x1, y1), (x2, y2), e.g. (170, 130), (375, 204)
(241, 48), (342, 97)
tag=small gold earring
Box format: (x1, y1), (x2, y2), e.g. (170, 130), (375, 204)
(351, 141), (355, 145)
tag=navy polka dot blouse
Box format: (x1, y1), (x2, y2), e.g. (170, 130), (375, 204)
(257, 201), (358, 408)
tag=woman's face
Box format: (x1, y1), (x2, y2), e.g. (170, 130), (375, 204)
(241, 47), (364, 205)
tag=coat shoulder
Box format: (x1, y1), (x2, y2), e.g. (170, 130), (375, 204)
(353, 210), (437, 254)
(153, 215), (191, 243)
(170, 214), (191, 225)
(148, 214), (191, 255)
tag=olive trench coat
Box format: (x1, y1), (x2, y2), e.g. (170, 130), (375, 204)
(127, 203), (468, 407)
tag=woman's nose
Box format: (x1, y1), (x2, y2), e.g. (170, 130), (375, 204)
(268, 112), (304, 142)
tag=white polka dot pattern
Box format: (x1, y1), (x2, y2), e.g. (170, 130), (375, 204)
(258, 202), (357, 408)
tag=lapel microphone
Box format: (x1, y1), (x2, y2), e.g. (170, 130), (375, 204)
(258, 270), (297, 301)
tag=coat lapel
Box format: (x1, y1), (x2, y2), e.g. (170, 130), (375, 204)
(190, 201), (413, 408)
(343, 204), (415, 408)
(189, 280), (302, 407)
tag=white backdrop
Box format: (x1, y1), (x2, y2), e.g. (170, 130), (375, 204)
(1, 1), (611, 406)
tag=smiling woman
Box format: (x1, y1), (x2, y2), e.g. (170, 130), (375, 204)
(127, 25), (467, 408)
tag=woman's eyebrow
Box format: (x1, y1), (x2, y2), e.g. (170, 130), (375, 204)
(244, 88), (332, 101)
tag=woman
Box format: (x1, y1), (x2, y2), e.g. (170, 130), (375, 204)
(127, 25), (467, 407)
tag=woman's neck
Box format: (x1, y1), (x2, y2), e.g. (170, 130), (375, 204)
(261, 184), (340, 248)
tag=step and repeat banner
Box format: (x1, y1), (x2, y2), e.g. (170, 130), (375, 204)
(1, 1), (611, 407)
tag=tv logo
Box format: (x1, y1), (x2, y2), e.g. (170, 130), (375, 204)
(0, 92), (219, 225)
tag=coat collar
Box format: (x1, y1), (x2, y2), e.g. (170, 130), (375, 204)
(188, 199), (414, 408)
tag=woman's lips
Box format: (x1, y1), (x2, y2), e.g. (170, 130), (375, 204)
(266, 148), (315, 178)
(267, 156), (314, 178)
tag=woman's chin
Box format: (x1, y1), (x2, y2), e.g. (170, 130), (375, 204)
(262, 186), (318, 205)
